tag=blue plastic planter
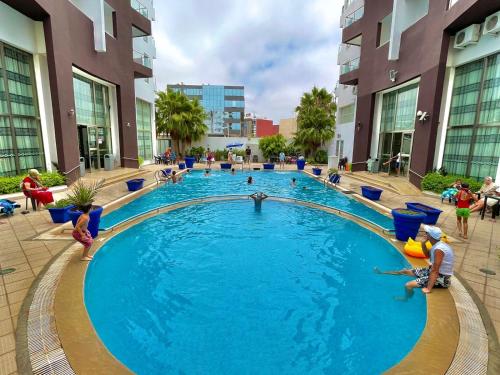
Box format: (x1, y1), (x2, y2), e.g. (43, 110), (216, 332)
(48, 205), (75, 223)
(178, 162), (186, 170)
(296, 159), (306, 170)
(361, 186), (383, 201)
(406, 202), (443, 225)
(220, 163), (232, 169)
(126, 178), (145, 192)
(184, 157), (195, 168)
(312, 168), (322, 176)
(69, 205), (104, 238)
(391, 208), (427, 241)
(263, 163), (275, 170)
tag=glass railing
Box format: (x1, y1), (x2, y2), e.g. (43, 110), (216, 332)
(343, 6), (364, 27)
(131, 0), (148, 18)
(133, 50), (152, 69)
(340, 58), (360, 74)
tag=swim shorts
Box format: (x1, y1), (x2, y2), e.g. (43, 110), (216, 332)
(456, 208), (470, 218)
(412, 266), (451, 288)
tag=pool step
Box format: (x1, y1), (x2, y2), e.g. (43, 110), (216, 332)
(345, 172), (421, 196)
(80, 168), (148, 188)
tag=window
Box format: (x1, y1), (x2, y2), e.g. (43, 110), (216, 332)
(224, 100), (245, 108)
(0, 43), (45, 176)
(380, 83), (418, 132)
(104, 2), (116, 37)
(338, 104), (355, 124)
(443, 53), (500, 180)
(378, 13), (392, 47)
(73, 74), (111, 127)
(136, 99), (152, 160)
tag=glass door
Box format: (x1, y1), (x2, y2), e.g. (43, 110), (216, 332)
(335, 140), (344, 158)
(400, 132), (413, 177)
(87, 126), (99, 171)
(379, 133), (393, 173)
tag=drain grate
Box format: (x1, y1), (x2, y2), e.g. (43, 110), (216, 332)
(0, 268), (16, 276)
(479, 268), (496, 276)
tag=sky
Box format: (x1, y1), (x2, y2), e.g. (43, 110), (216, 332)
(152, 0), (342, 123)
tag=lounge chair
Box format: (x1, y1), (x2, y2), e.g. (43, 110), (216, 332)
(234, 156), (244, 165)
(0, 199), (21, 216)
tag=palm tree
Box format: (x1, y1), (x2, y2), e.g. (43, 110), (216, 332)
(155, 90), (208, 156)
(294, 87), (336, 158)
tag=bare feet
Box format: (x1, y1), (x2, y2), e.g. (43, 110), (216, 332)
(81, 256), (93, 261)
(463, 235), (468, 239)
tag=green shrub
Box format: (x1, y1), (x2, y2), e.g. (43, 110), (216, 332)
(314, 150), (328, 164)
(214, 149), (226, 161)
(259, 134), (287, 161)
(46, 198), (72, 209)
(0, 171), (65, 194)
(421, 172), (481, 193)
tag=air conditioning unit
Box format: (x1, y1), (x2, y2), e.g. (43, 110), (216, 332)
(454, 24), (480, 49)
(483, 11), (500, 35)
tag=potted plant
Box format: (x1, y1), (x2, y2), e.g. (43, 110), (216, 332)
(391, 208), (427, 241)
(46, 198), (74, 223)
(184, 153), (196, 168)
(126, 178), (146, 191)
(67, 179), (104, 238)
(361, 186), (383, 201)
(406, 202), (443, 225)
(312, 166), (322, 176)
(263, 162), (275, 170)
(296, 157), (306, 170)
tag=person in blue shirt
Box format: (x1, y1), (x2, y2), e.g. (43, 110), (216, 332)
(279, 151), (285, 170)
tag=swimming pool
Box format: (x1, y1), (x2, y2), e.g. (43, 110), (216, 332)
(86, 200), (426, 374)
(99, 170), (394, 230)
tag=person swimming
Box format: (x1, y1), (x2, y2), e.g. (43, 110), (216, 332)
(247, 176), (253, 184)
(231, 168), (236, 175)
(250, 192), (268, 211)
(204, 169), (210, 177)
(291, 178), (296, 187)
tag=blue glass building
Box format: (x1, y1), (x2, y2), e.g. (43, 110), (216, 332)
(167, 84), (245, 136)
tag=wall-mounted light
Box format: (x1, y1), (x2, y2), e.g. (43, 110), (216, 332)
(126, 122), (131, 127)
(356, 122), (362, 132)
(68, 109), (75, 117)
(389, 69), (398, 82)
(416, 110), (430, 122)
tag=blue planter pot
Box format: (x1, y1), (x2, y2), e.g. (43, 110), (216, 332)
(297, 159), (306, 170)
(406, 202), (443, 225)
(263, 163), (275, 170)
(312, 168), (322, 176)
(391, 208), (427, 241)
(178, 162), (186, 170)
(69, 205), (104, 238)
(126, 178), (145, 191)
(48, 205), (75, 223)
(184, 157), (195, 168)
(361, 186), (383, 201)
(220, 163), (232, 169)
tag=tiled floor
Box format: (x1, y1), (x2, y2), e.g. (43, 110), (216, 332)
(0, 165), (498, 374)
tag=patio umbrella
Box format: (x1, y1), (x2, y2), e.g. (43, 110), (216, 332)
(226, 142), (244, 148)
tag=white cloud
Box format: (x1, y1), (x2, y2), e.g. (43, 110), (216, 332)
(152, 0), (342, 121)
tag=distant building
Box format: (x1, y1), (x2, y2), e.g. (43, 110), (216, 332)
(256, 119), (279, 137)
(167, 83), (245, 137)
(279, 118), (297, 140)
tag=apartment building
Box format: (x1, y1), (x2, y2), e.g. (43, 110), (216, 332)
(0, 0), (156, 182)
(339, 0), (500, 186)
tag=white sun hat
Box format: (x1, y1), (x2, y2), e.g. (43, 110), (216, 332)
(423, 225), (442, 240)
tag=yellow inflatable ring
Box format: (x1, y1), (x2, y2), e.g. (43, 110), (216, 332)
(404, 238), (430, 258)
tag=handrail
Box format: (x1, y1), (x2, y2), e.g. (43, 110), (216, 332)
(343, 6), (364, 27)
(62, 164), (80, 175)
(409, 169), (425, 179)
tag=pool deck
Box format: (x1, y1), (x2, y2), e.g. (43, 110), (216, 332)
(0, 163), (499, 374)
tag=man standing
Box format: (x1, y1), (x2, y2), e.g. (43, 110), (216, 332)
(375, 225), (454, 299)
(245, 146), (252, 168)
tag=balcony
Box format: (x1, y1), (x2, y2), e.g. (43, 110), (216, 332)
(133, 50), (152, 78)
(130, 0), (152, 37)
(339, 58), (359, 85)
(343, 6), (364, 27)
(131, 0), (148, 18)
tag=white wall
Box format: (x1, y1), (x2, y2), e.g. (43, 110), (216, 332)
(69, 0), (106, 52)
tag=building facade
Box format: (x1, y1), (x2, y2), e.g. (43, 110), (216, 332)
(0, 0), (156, 182)
(167, 83), (245, 137)
(278, 117), (297, 140)
(256, 119), (279, 137)
(340, 0), (500, 186)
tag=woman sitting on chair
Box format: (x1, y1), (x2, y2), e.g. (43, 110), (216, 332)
(22, 169), (54, 209)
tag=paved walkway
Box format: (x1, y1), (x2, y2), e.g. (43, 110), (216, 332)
(0, 165), (498, 374)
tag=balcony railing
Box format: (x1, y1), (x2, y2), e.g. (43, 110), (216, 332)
(343, 6), (364, 27)
(133, 50), (152, 68)
(131, 0), (148, 18)
(340, 58), (360, 74)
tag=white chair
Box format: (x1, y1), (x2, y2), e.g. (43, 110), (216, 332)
(235, 156), (244, 164)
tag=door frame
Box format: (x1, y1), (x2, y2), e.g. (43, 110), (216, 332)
(378, 130), (414, 177)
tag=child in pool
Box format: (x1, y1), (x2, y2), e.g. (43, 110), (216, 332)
(72, 204), (93, 261)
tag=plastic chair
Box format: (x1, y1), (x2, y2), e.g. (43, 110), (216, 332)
(23, 190), (37, 211)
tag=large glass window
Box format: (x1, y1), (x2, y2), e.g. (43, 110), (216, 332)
(136, 99), (152, 160)
(380, 83), (418, 132)
(443, 53), (500, 180)
(0, 43), (44, 176)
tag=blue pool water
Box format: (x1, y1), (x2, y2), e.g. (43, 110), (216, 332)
(100, 171), (394, 230)
(86, 200), (426, 375)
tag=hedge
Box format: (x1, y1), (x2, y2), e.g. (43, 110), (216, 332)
(421, 172), (481, 194)
(0, 172), (66, 194)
